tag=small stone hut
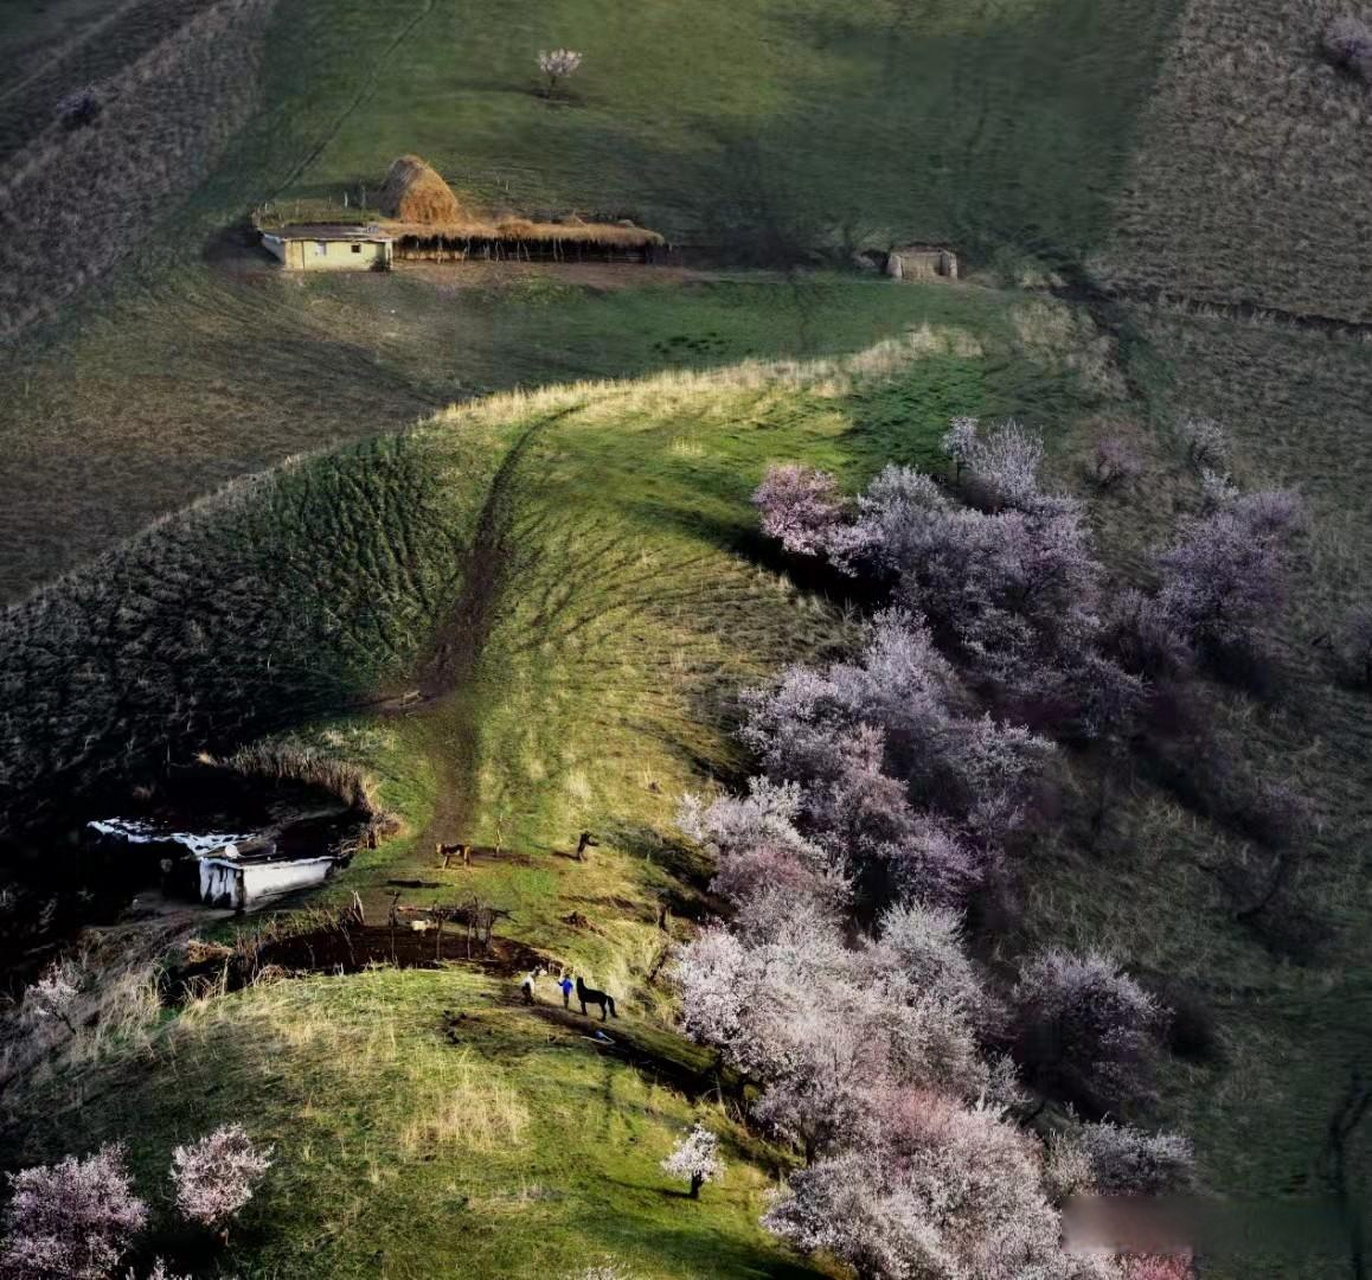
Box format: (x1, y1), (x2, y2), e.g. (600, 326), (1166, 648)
(886, 245), (959, 281)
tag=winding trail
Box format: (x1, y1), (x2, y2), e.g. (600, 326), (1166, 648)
(403, 408), (581, 851)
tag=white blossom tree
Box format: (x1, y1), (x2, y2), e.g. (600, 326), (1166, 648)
(170, 1124), (272, 1235)
(537, 48), (583, 97)
(0, 1145), (147, 1279)
(660, 1123), (724, 1198)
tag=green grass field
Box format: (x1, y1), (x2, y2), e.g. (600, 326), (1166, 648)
(0, 0), (1181, 599)
(12, 969), (828, 1280)
(6, 0), (1372, 1274)
(2, 314), (1114, 1274)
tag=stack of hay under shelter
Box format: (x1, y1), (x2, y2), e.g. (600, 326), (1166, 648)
(378, 154), (666, 263)
(380, 155), (466, 224)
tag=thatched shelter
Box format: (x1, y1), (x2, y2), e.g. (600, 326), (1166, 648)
(380, 155), (464, 224)
(384, 214), (668, 264)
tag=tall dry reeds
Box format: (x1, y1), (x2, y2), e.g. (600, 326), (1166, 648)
(218, 741), (382, 816)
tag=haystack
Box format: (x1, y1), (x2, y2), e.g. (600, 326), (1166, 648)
(380, 155), (464, 224)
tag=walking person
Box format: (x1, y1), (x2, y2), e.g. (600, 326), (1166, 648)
(520, 966), (542, 1005)
(558, 973), (574, 1009)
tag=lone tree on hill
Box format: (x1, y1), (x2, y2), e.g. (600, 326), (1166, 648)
(661, 1123), (725, 1198)
(170, 1124), (273, 1240)
(537, 48), (583, 97)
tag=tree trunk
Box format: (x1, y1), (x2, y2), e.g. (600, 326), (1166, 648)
(689, 1174), (702, 1199)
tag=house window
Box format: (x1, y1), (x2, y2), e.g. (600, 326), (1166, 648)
(351, 243), (363, 254)
(313, 241), (327, 256)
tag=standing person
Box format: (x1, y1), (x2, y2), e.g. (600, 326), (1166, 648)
(558, 973), (574, 1009)
(520, 967), (541, 1005)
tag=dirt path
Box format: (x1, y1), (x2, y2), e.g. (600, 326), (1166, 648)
(402, 407), (579, 854)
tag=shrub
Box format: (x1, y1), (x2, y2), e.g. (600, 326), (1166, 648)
(752, 464), (849, 558)
(170, 1124), (272, 1231)
(1092, 437), (1142, 492)
(0, 1144), (147, 1279)
(1198, 467), (1237, 511)
(1011, 949), (1166, 1114)
(1102, 589), (1193, 680)
(55, 85), (102, 130)
(537, 48), (583, 96)
(660, 1124), (724, 1197)
(1323, 16), (1372, 79)
(19, 958), (83, 1034)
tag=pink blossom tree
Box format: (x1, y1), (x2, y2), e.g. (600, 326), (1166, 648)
(764, 1089), (1114, 1280)
(170, 1124), (272, 1236)
(1092, 437), (1142, 492)
(536, 48), (583, 96)
(752, 464), (849, 558)
(944, 418), (1050, 514)
(1069, 1121), (1195, 1194)
(1156, 489), (1305, 651)
(0, 1145), (147, 1280)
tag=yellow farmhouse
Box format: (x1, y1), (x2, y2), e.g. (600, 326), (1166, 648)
(260, 223), (393, 270)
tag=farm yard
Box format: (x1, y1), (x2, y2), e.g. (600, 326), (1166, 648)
(3, 0), (1372, 1276)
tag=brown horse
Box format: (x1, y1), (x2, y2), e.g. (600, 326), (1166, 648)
(436, 841), (471, 868)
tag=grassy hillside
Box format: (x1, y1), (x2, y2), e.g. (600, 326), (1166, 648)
(0, 274), (1025, 603)
(1, 315), (1111, 1276)
(0, 281), (1096, 835)
(12, 969), (825, 1280)
(0, 0), (1181, 602)
(276, 0), (1179, 261)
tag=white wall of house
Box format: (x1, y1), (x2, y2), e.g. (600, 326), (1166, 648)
(198, 854), (337, 909)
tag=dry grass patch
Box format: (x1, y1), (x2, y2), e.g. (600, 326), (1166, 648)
(1098, 0), (1372, 319)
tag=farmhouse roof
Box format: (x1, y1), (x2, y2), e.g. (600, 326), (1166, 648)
(264, 224), (393, 242)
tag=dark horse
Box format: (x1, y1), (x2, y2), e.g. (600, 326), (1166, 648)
(575, 976), (617, 1021)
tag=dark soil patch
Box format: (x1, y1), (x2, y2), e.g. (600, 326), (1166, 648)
(167, 921), (545, 1002)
